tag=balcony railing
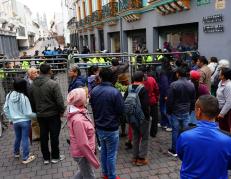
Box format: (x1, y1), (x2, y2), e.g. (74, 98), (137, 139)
(92, 10), (102, 22)
(119, 0), (142, 11)
(85, 15), (92, 25)
(79, 19), (84, 27)
(102, 2), (118, 18)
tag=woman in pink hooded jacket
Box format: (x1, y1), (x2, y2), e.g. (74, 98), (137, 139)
(67, 88), (100, 179)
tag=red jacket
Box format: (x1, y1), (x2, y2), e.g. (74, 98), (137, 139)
(143, 76), (160, 105)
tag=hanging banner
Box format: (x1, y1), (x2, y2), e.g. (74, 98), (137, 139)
(215, 0), (226, 10)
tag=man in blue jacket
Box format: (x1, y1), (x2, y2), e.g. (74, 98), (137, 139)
(90, 68), (124, 179)
(68, 66), (86, 92)
(177, 95), (231, 179)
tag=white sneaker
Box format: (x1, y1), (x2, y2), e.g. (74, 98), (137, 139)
(44, 160), (50, 165)
(166, 128), (172, 132)
(14, 154), (20, 158)
(51, 155), (65, 164)
(22, 155), (36, 164)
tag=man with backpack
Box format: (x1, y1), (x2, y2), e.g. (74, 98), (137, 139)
(124, 71), (149, 166)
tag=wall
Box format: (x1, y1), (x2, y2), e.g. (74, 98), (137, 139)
(101, 0), (231, 60)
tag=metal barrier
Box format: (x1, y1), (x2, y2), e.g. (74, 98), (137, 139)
(70, 51), (197, 79)
(0, 51), (197, 105)
(0, 57), (69, 106)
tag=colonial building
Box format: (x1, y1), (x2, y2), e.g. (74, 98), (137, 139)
(68, 0), (231, 59)
(0, 0), (19, 58)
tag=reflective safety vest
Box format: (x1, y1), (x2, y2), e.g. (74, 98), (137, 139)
(142, 55), (153, 63)
(88, 58), (98, 64)
(88, 57), (105, 64)
(131, 57), (136, 64)
(98, 57), (105, 63)
(35, 60), (45, 65)
(21, 61), (30, 70)
(0, 69), (4, 79)
(157, 55), (164, 61)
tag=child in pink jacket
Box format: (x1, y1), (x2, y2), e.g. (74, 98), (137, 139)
(67, 88), (100, 179)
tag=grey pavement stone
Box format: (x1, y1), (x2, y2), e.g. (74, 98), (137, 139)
(0, 126), (180, 179)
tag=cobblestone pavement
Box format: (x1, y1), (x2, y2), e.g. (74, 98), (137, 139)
(0, 125), (181, 179)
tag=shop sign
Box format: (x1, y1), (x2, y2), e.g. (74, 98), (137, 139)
(203, 25), (224, 33)
(203, 14), (223, 24)
(215, 0), (226, 10)
(197, 0), (210, 6)
(202, 14), (224, 33)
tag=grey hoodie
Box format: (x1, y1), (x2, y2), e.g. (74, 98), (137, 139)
(31, 75), (65, 118)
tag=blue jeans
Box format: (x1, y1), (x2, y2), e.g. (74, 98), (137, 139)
(159, 96), (171, 127)
(97, 129), (119, 179)
(171, 113), (190, 152)
(13, 120), (31, 161)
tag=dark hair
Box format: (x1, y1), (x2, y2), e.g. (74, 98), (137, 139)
(175, 59), (183, 67)
(111, 58), (119, 66)
(88, 65), (99, 76)
(132, 71), (144, 82)
(138, 65), (147, 73)
(13, 78), (28, 97)
(99, 68), (113, 82)
(210, 57), (218, 63)
(198, 56), (208, 65)
(40, 64), (51, 74)
(221, 68), (231, 80)
(161, 57), (171, 73)
(176, 64), (190, 77)
(198, 95), (219, 118)
(192, 53), (200, 63)
(191, 79), (200, 99)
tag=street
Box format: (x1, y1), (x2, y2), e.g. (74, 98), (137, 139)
(0, 39), (182, 179)
(0, 125), (181, 179)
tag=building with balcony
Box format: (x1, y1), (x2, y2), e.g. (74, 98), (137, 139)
(70, 0), (231, 59)
(0, 0), (19, 58)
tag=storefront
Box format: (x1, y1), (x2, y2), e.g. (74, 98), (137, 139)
(157, 23), (198, 52)
(108, 32), (120, 53)
(127, 29), (146, 53)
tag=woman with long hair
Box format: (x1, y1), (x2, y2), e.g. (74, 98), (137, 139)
(3, 78), (36, 164)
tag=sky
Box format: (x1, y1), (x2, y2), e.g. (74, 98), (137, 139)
(17, 0), (62, 23)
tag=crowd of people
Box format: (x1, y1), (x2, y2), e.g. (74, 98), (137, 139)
(2, 52), (231, 179)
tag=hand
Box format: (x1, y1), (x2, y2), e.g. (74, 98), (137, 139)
(217, 114), (224, 120)
(164, 97), (168, 101)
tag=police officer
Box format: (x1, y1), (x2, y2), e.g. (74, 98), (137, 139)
(142, 49), (153, 63)
(155, 49), (164, 61)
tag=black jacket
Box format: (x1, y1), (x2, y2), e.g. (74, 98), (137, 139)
(167, 78), (195, 115)
(31, 75), (65, 118)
